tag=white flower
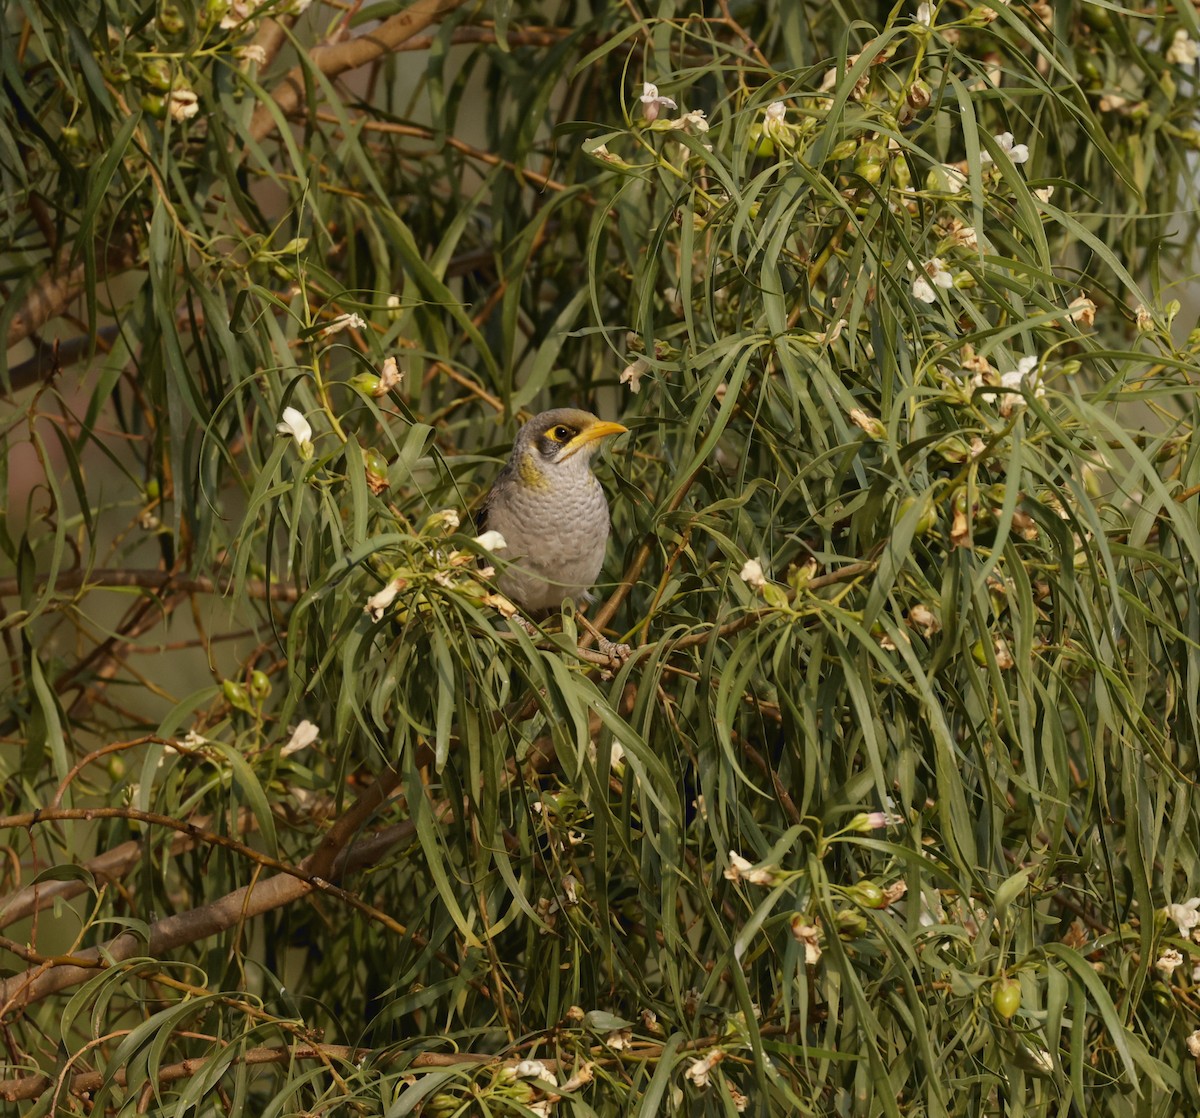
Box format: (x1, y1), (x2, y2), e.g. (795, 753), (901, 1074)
(428, 509), (461, 533)
(981, 131), (1030, 165)
(220, 0), (257, 28)
(1155, 947), (1184, 976)
(762, 99), (787, 139)
(238, 45), (267, 66)
(945, 220), (978, 248)
(473, 530), (507, 552)
(1026, 1047), (1055, 1073)
(790, 919), (822, 965)
(621, 355), (650, 393)
(909, 604), (941, 636)
(817, 317), (848, 344)
(990, 356), (1044, 416)
(684, 1050), (723, 1089)
(377, 356), (403, 393)
(639, 81), (678, 122)
(320, 312), (366, 338)
(723, 850), (776, 886)
(1135, 303), (1154, 331)
(911, 257), (953, 303)
(738, 558), (767, 590)
(513, 1059), (554, 1082)
(605, 1028), (632, 1050)
(915, 2), (932, 25)
(668, 109), (709, 134)
(1167, 29), (1200, 66)
(848, 408), (886, 439)
(1165, 898), (1200, 938)
(281, 720), (319, 756)
(1033, 184), (1055, 202)
(167, 88), (199, 122)
(276, 406), (313, 457)
(1187, 1030), (1200, 1059)
(365, 578), (403, 622)
(936, 164), (968, 193)
(1066, 295), (1096, 328)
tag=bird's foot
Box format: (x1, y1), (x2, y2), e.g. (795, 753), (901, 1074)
(597, 635), (632, 664)
(512, 613), (540, 637)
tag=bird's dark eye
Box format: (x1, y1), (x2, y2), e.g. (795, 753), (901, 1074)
(552, 425), (573, 441)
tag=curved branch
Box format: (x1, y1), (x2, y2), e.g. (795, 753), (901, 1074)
(0, 764), (404, 1013)
(249, 0), (473, 143)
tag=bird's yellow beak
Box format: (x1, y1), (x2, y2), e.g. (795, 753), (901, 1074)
(560, 420), (628, 460)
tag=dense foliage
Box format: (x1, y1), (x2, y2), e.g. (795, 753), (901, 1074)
(4, 0), (1200, 1113)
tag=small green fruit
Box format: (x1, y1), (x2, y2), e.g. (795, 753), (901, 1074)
(249, 670), (271, 700)
(992, 977), (1021, 1019)
(222, 679), (253, 713)
(848, 880), (886, 909)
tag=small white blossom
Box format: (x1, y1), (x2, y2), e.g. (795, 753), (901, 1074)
(990, 356), (1044, 416)
(738, 558), (767, 590)
(238, 45), (267, 66)
(320, 312), (366, 338)
(684, 1050), (723, 1089)
(909, 604), (941, 637)
(377, 355), (403, 393)
(1167, 29), (1200, 66)
(1135, 303), (1154, 331)
(762, 99), (788, 140)
(1066, 295), (1096, 328)
(911, 257), (954, 303)
(981, 131), (1030, 165)
(621, 355), (650, 393)
(639, 81), (678, 122)
(365, 578), (403, 622)
(944, 219), (978, 248)
(723, 850), (776, 886)
(848, 408), (886, 439)
(1026, 1047), (1055, 1073)
(1033, 185), (1055, 202)
(1156, 947), (1185, 976)
(1188, 1030), (1200, 1059)
(936, 164), (968, 193)
(220, 0), (258, 27)
(428, 509), (461, 533)
(790, 919), (822, 965)
(167, 88), (199, 122)
(276, 406), (313, 457)
(668, 109), (710, 135)
(281, 720), (319, 756)
(1165, 898), (1200, 938)
(513, 1059), (555, 1083)
(916, 2), (932, 25)
(473, 530), (507, 552)
(817, 317), (849, 344)
(605, 1028), (632, 1050)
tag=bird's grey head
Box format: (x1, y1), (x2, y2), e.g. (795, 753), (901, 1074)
(511, 409), (628, 473)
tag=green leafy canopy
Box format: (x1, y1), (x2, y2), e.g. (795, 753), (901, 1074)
(3, 0), (1200, 1113)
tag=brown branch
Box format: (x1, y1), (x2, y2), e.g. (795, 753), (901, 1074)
(0, 568), (297, 602)
(0, 1043), (369, 1104)
(313, 112), (579, 196)
(249, 0), (473, 143)
(5, 235), (139, 352)
(0, 763), (404, 1013)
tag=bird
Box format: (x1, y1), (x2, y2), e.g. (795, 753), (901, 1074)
(479, 408), (627, 617)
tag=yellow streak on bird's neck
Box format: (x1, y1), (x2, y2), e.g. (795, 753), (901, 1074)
(517, 452), (552, 490)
